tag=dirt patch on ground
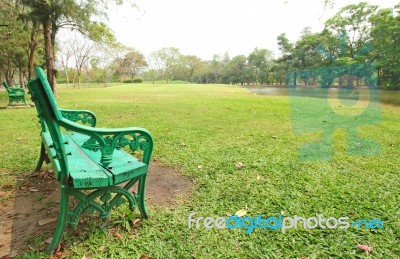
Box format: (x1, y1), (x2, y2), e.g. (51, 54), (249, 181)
(0, 161), (191, 258)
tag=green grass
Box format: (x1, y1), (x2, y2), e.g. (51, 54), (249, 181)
(0, 84), (399, 258)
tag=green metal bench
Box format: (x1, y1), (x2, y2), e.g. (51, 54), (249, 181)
(2, 81), (28, 106)
(27, 67), (154, 253)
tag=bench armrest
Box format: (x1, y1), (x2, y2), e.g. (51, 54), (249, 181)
(58, 118), (153, 167)
(60, 109), (97, 127)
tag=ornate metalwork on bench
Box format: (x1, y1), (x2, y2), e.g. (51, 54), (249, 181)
(81, 132), (152, 167)
(60, 109), (97, 127)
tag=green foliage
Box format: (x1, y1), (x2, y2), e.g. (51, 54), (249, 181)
(132, 77), (143, 83)
(121, 77), (143, 83)
(370, 4), (400, 89)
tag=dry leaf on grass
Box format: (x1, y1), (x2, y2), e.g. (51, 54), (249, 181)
(235, 209), (247, 217)
(357, 244), (373, 256)
(38, 217), (57, 226)
(235, 162), (244, 169)
(113, 232), (123, 240)
(133, 218), (141, 225)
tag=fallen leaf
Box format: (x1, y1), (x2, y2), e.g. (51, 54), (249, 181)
(235, 162), (244, 169)
(357, 244), (373, 256)
(45, 237), (53, 244)
(128, 234), (135, 239)
(82, 255), (89, 259)
(54, 243), (63, 254)
(133, 218), (141, 225)
(99, 245), (106, 252)
(38, 217), (57, 226)
(113, 232), (123, 240)
(140, 255), (152, 259)
(0, 191), (6, 197)
(235, 209), (247, 217)
(30, 188), (39, 192)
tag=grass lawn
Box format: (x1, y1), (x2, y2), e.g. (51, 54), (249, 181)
(0, 84), (399, 258)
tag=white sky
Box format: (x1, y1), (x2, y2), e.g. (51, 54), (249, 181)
(107, 0), (398, 60)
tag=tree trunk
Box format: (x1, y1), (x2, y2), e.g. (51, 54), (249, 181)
(42, 16), (57, 95)
(77, 70), (81, 88)
(18, 64), (24, 88)
(6, 59), (13, 86)
(65, 69), (70, 87)
(28, 23), (39, 79)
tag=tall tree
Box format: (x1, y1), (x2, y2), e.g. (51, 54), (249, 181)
(0, 0), (42, 86)
(325, 2), (378, 59)
(123, 50), (148, 82)
(370, 4), (400, 89)
(276, 33), (294, 84)
(70, 33), (96, 88)
(224, 55), (250, 85)
(180, 55), (204, 83)
(21, 0), (124, 93)
(248, 48), (274, 85)
(153, 47), (180, 83)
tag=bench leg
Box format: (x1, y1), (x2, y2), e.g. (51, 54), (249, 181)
(46, 187), (69, 254)
(35, 142), (46, 172)
(137, 175), (148, 219)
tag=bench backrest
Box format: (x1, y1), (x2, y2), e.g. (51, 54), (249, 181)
(28, 67), (69, 182)
(2, 81), (10, 92)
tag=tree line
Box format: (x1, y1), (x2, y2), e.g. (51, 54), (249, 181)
(1, 1), (399, 90)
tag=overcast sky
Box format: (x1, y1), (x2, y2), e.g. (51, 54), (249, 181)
(107, 0), (398, 60)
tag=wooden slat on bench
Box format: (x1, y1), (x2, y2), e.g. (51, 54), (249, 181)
(68, 132), (148, 185)
(42, 132), (113, 188)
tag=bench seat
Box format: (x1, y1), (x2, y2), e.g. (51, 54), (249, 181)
(42, 132), (148, 188)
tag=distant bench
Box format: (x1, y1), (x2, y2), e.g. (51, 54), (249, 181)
(2, 81), (27, 106)
(27, 67), (154, 253)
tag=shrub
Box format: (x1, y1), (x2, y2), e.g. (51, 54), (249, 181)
(133, 77), (143, 83)
(122, 77), (144, 83)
